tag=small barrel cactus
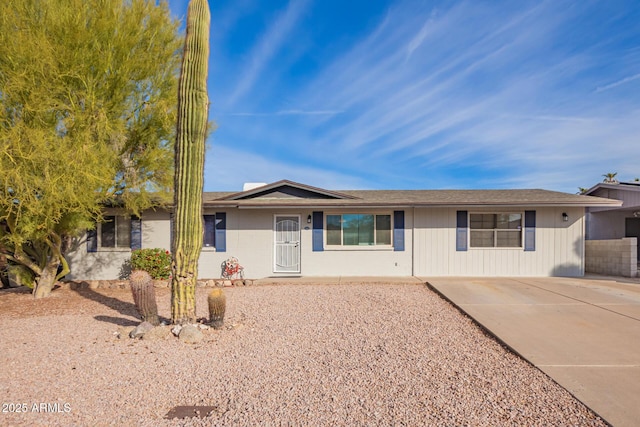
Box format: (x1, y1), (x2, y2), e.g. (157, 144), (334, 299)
(207, 288), (226, 329)
(130, 269), (160, 326)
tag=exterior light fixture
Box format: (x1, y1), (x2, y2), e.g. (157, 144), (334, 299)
(307, 214), (312, 224)
(562, 212), (568, 222)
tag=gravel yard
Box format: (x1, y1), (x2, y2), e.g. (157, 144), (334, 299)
(0, 283), (606, 426)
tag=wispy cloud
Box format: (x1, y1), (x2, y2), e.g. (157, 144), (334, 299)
(299, 1), (638, 191)
(405, 11), (437, 62)
(226, 0), (309, 106)
(228, 110), (343, 117)
(504, 114), (589, 123)
(595, 73), (640, 93)
(203, 0), (640, 192)
(204, 145), (369, 190)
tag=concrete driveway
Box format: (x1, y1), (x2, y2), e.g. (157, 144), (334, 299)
(426, 275), (640, 427)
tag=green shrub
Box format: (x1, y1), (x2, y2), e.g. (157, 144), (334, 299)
(130, 248), (171, 280)
(8, 264), (35, 288)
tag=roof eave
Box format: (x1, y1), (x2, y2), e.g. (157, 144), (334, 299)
(202, 201), (622, 209)
(585, 182), (640, 195)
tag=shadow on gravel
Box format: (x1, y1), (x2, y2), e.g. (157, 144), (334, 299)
(93, 315), (139, 326)
(165, 406), (218, 420)
(72, 287), (138, 317)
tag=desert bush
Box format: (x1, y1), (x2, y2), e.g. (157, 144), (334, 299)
(130, 248), (171, 280)
(8, 264), (35, 288)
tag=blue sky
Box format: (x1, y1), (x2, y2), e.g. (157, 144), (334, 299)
(168, 0), (640, 193)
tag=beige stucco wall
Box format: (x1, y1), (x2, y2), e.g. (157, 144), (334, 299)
(66, 205), (587, 280)
(67, 208), (413, 280)
(413, 206), (585, 277)
(300, 209), (413, 277)
(585, 238), (638, 277)
(66, 209), (172, 281)
(196, 208), (413, 278)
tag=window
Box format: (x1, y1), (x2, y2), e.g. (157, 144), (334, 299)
(470, 213), (522, 248)
(326, 214), (392, 246)
(202, 213), (226, 251)
(100, 215), (131, 248)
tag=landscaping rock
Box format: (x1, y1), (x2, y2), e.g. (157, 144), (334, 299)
(142, 326), (171, 341)
(129, 321), (154, 339)
(116, 326), (135, 340)
(0, 283), (610, 426)
(7, 272), (22, 288)
(178, 324), (203, 344)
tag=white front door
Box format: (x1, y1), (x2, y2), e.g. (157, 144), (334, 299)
(274, 215), (300, 273)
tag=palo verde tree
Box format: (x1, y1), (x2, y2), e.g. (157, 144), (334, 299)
(0, 0), (182, 297)
(171, 0), (210, 324)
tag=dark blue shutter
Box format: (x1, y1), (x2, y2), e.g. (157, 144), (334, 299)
(312, 211), (323, 252)
(203, 215), (215, 247)
(86, 228), (97, 253)
(215, 212), (226, 252)
(456, 211), (468, 251)
(130, 216), (142, 250)
(393, 210), (405, 251)
(524, 210), (536, 251)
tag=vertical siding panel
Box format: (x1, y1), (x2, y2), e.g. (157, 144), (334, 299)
(484, 250), (493, 275)
(415, 206), (586, 277)
(548, 207), (585, 276)
(444, 209), (451, 275)
(536, 208), (551, 276)
(513, 250), (522, 275)
(442, 208), (453, 275)
(414, 207), (452, 276)
(413, 209), (423, 275)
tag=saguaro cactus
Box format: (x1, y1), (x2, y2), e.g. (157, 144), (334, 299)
(207, 288), (226, 329)
(130, 270), (160, 326)
(170, 0), (210, 325)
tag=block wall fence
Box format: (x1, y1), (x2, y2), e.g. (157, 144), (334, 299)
(585, 238), (638, 277)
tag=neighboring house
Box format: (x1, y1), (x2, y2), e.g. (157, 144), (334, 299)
(66, 180), (620, 280)
(584, 181), (640, 262)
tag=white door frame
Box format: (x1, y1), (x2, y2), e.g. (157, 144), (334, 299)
(273, 215), (301, 273)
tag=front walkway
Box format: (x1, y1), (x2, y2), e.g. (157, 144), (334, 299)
(426, 275), (640, 427)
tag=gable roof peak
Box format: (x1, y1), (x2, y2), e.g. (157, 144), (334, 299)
(219, 179), (360, 201)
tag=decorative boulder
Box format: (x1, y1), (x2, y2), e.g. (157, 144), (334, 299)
(142, 326), (172, 341)
(178, 324), (203, 344)
(129, 321), (155, 339)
